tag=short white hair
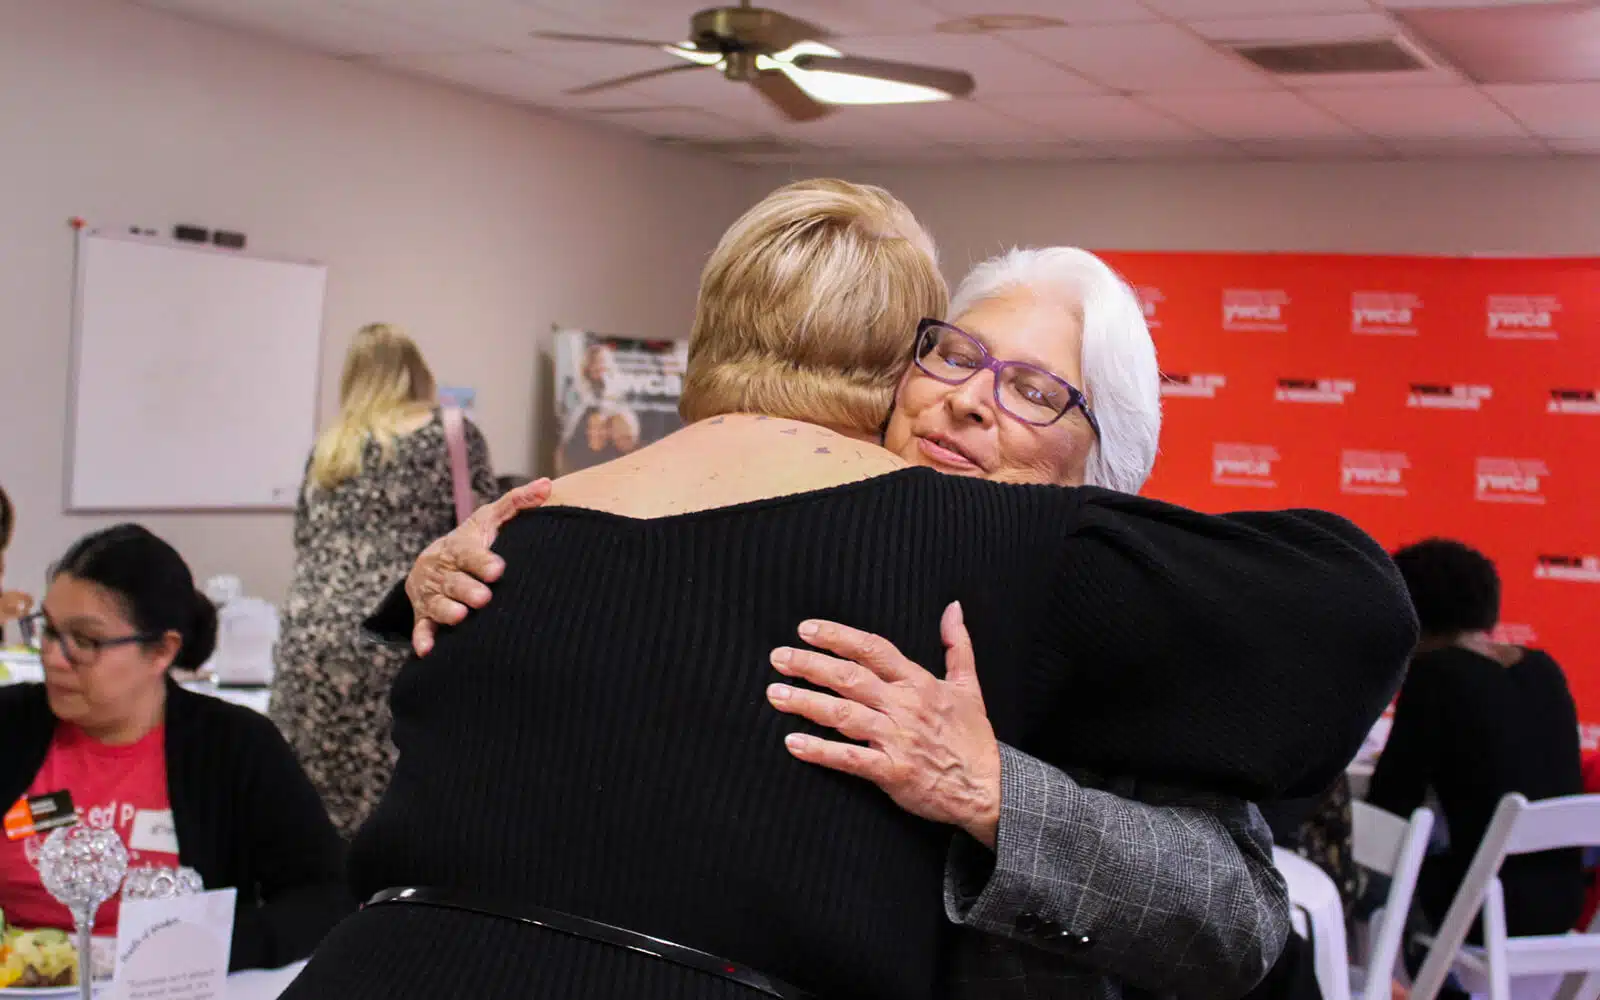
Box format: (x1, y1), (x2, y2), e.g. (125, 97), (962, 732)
(949, 247), (1161, 494)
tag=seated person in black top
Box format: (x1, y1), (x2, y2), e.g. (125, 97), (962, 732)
(396, 247), (1309, 999)
(1370, 538), (1586, 941)
(0, 525), (353, 972)
(283, 179), (1416, 1000)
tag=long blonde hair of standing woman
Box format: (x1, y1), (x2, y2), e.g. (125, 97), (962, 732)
(308, 324), (437, 492)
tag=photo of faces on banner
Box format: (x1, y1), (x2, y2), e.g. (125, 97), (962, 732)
(553, 329), (688, 475)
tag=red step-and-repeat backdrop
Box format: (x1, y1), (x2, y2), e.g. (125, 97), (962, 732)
(1094, 251), (1599, 748)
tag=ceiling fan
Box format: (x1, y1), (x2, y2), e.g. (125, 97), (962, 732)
(533, 1), (977, 123)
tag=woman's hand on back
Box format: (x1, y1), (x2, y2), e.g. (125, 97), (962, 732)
(407, 479), (553, 655)
(766, 601), (1004, 849)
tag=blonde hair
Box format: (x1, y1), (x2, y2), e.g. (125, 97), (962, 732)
(308, 323), (437, 492)
(681, 178), (948, 433)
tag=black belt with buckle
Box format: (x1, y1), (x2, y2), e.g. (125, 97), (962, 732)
(365, 887), (813, 1000)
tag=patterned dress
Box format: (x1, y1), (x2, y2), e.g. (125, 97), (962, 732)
(270, 411), (495, 838)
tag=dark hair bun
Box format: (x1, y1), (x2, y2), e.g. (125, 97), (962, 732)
(175, 589), (219, 669)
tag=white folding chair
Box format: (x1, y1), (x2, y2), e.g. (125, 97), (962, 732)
(1277, 845), (1354, 1000)
(1411, 793), (1600, 1000)
(1351, 801), (1436, 1000)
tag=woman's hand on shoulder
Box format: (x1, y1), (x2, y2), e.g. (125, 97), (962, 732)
(407, 479), (553, 655)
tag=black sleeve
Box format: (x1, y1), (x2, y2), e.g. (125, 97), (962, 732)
(1036, 487), (1418, 802)
(1367, 662), (1438, 819)
(361, 579), (415, 647)
(227, 714), (357, 971)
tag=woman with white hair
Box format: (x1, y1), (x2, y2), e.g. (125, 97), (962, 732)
(386, 244), (1379, 998)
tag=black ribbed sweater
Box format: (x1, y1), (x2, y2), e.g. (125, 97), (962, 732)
(288, 468), (1416, 1000)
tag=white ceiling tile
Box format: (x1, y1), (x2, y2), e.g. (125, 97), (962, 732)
(955, 140), (1106, 160)
(1142, 0), (1372, 16)
(1303, 85), (1529, 138)
(377, 50), (587, 103)
(1007, 22), (1275, 92)
(1283, 65), (1466, 89)
(1378, 0), (1574, 9)
(335, 0), (553, 49)
(1096, 139), (1248, 160)
(514, 2), (718, 43)
(892, 99), (1050, 141)
(1145, 90), (1360, 139)
(1485, 83), (1600, 139)
(839, 33), (1105, 96)
(583, 107), (768, 141)
(923, 0), (1159, 25)
(1549, 137), (1600, 155)
(1237, 137), (1394, 159)
(146, 0), (477, 56)
(1387, 136), (1550, 157)
(1188, 12), (1398, 43)
(764, 104), (934, 147)
(1002, 95), (1212, 141)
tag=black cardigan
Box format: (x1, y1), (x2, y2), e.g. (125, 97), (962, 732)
(0, 678), (355, 971)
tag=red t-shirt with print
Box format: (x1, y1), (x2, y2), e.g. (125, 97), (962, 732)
(0, 724), (178, 935)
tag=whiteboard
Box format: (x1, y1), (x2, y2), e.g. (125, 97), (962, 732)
(67, 231), (327, 510)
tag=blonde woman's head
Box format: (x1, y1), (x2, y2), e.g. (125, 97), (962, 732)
(308, 323), (437, 491)
(681, 178), (947, 434)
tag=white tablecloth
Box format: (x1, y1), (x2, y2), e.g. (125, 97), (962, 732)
(227, 961), (306, 999)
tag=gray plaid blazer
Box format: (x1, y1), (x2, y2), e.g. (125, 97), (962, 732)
(943, 746), (1290, 1000)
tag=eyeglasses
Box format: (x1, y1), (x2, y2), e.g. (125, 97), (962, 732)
(913, 319), (1100, 436)
(21, 612), (158, 667)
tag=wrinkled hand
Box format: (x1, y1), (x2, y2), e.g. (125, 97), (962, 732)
(767, 602), (1003, 848)
(0, 590), (34, 622)
(407, 479), (553, 655)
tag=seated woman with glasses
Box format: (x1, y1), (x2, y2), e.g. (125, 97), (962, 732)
(0, 524), (354, 973)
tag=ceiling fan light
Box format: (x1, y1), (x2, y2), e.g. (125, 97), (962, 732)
(779, 65), (953, 105)
(664, 43), (723, 66)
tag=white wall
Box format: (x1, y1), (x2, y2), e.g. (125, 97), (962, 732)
(755, 158), (1600, 283)
(0, 0), (749, 603)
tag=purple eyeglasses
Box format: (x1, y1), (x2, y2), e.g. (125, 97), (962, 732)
(913, 319), (1100, 437)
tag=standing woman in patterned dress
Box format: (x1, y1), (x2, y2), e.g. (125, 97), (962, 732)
(271, 323), (495, 837)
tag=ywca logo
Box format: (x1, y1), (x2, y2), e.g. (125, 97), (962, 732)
(1490, 622), (1538, 645)
(1222, 289), (1290, 332)
(1212, 443), (1279, 488)
(1160, 373), (1226, 399)
(1352, 292), (1421, 336)
(1136, 286), (1164, 329)
(1474, 457), (1548, 504)
(1408, 383), (1492, 411)
(1487, 294), (1560, 340)
(1340, 450), (1409, 497)
(1276, 378), (1355, 405)
(1548, 389), (1600, 415)
(1534, 554), (1600, 583)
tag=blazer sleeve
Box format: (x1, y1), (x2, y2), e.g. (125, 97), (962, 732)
(226, 713), (357, 971)
(361, 579), (416, 649)
(1037, 488), (1418, 801)
(946, 744), (1287, 997)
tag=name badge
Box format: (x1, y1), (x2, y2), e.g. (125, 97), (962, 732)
(4, 791), (76, 841)
(128, 809), (179, 855)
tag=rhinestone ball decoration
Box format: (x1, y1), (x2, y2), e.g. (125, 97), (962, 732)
(123, 865), (204, 901)
(38, 824), (130, 920)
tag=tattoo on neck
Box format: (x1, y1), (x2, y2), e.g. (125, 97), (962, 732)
(814, 447), (831, 455)
(780, 428), (798, 435)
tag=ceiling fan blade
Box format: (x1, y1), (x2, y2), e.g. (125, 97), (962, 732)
(532, 30), (683, 49)
(751, 69), (832, 122)
(791, 54), (976, 99)
(565, 62), (711, 97)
